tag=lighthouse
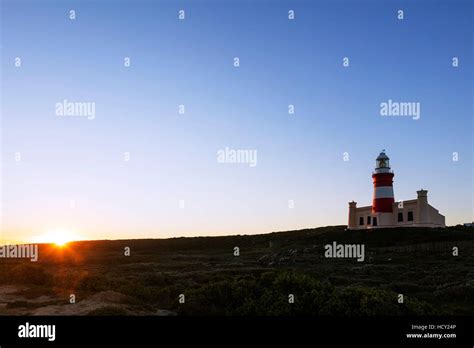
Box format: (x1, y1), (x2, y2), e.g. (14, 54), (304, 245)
(347, 151), (446, 229)
(372, 151), (395, 226)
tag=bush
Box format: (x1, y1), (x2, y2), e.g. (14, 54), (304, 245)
(8, 264), (53, 286)
(77, 275), (109, 292)
(176, 271), (434, 316)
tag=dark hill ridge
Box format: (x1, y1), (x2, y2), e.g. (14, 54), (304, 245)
(38, 224), (474, 258)
(0, 225), (473, 316)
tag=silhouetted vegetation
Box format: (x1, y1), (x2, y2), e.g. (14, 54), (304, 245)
(0, 225), (472, 315)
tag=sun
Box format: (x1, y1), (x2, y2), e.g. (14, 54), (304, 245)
(34, 229), (78, 247)
(52, 235), (69, 247)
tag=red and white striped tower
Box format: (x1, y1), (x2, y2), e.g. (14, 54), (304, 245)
(372, 151), (395, 224)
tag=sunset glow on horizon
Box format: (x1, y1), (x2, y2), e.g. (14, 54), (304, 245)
(30, 229), (80, 247)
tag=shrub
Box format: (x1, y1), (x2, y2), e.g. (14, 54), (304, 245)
(8, 263), (53, 286)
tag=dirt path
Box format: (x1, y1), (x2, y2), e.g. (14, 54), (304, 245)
(0, 286), (175, 316)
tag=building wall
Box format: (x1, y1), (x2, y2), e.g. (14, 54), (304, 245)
(425, 204), (445, 227)
(349, 197), (445, 229)
(352, 206), (372, 229)
(393, 200), (418, 226)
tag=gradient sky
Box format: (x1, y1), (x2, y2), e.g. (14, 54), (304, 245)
(1, 0), (473, 243)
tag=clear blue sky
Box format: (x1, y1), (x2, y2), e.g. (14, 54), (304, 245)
(1, 0), (472, 243)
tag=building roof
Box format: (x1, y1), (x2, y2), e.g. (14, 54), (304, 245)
(376, 151), (389, 160)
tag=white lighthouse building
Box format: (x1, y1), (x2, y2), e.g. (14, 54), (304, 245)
(348, 151), (446, 229)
